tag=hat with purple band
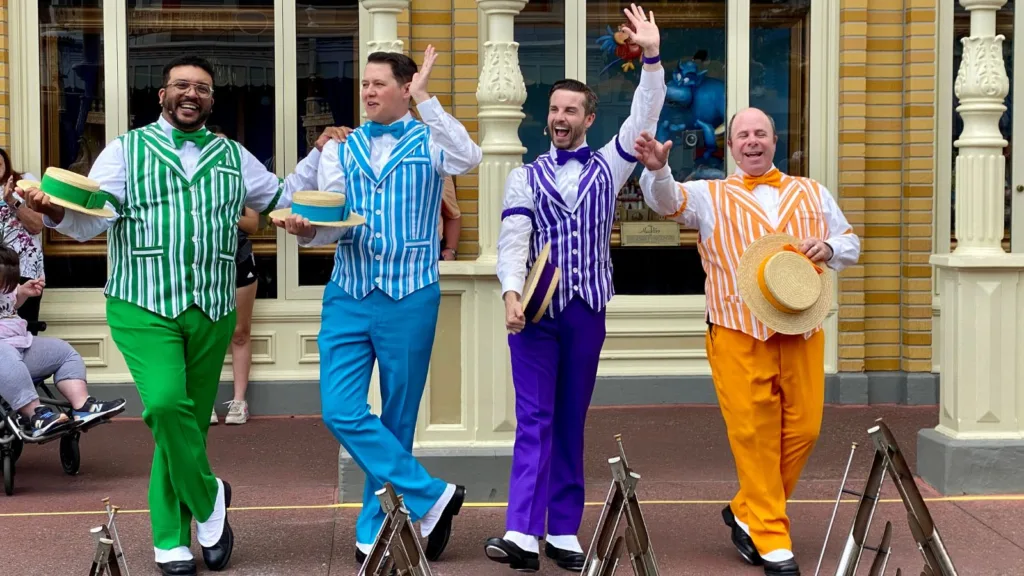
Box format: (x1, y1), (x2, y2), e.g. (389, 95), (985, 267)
(522, 241), (560, 323)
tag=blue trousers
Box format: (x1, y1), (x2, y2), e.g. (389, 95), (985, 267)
(318, 281), (447, 544)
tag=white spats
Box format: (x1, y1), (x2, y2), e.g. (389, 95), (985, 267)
(196, 478), (226, 547)
(419, 483), (456, 537)
(504, 530), (539, 554)
(545, 534), (583, 553)
(154, 545), (193, 563)
(762, 548), (795, 563)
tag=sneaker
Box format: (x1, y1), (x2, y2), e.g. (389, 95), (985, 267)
(211, 406), (219, 425)
(29, 406), (72, 438)
(224, 400), (249, 425)
(72, 397), (126, 426)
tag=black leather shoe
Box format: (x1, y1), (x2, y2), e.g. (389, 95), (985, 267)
(155, 560), (197, 576)
(484, 537), (540, 572)
(722, 505), (763, 566)
(764, 557), (800, 575)
(201, 480), (234, 571)
(544, 542), (585, 571)
(424, 485), (465, 561)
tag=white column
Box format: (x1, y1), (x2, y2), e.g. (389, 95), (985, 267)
(362, 0), (408, 54)
(475, 0), (528, 261)
(929, 0), (1024, 444)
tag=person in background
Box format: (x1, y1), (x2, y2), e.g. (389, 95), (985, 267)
(0, 148), (45, 324)
(208, 126), (257, 426)
(439, 176), (461, 261)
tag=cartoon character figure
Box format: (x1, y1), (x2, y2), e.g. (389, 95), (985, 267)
(596, 23), (643, 73)
(657, 51), (726, 164)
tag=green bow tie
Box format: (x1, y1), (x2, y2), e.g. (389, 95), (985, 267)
(172, 128), (216, 150)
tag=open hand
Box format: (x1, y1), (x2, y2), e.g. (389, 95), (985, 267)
(316, 126), (354, 151)
(18, 278), (45, 298)
(799, 238), (833, 264)
(408, 45), (437, 104)
(633, 131), (672, 171)
(621, 3), (659, 56)
(504, 292), (526, 334)
(272, 213), (316, 240)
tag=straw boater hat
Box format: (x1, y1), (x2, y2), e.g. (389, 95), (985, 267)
(737, 233), (834, 335)
(268, 191), (365, 228)
(18, 167), (117, 219)
(522, 241), (560, 323)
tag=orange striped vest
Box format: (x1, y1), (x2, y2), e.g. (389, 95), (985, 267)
(695, 172), (830, 341)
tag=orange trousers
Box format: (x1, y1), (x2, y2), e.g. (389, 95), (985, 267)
(705, 324), (825, 555)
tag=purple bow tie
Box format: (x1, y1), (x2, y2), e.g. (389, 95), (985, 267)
(555, 146), (592, 166)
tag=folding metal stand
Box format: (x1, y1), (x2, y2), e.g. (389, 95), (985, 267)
(358, 482), (433, 576)
(87, 497), (127, 576)
(580, 434), (659, 576)
(815, 419), (959, 576)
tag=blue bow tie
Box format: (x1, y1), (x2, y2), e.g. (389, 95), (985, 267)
(367, 121), (406, 139)
(555, 146), (591, 166)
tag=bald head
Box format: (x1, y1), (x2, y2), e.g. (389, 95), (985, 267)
(727, 107), (777, 176)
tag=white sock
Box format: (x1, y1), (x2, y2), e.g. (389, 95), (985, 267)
(735, 516), (751, 535)
(154, 545), (193, 563)
(196, 478), (226, 547)
(762, 549), (794, 562)
(504, 530), (539, 554)
(545, 534), (583, 553)
(356, 542), (373, 555)
(419, 483), (456, 537)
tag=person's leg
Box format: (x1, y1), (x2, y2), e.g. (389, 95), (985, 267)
(706, 325), (791, 558)
(545, 301), (606, 555)
(106, 297), (219, 561)
(778, 330), (825, 498)
(17, 336), (124, 424)
(0, 342), (70, 436)
(227, 271), (257, 424)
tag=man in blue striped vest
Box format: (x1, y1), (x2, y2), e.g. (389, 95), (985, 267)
(275, 46), (482, 565)
(24, 55), (343, 576)
(484, 4), (666, 572)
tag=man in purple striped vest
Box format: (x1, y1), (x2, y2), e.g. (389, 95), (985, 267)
(484, 4), (666, 572)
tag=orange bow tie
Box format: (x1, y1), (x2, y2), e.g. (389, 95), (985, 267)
(742, 168), (782, 191)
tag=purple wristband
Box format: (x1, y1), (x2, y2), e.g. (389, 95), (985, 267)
(642, 54), (660, 65)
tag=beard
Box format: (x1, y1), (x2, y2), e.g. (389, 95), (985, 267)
(548, 120), (586, 150)
(162, 95), (211, 131)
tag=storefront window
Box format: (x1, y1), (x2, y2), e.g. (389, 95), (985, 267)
(126, 0), (278, 297)
(750, 0), (810, 177)
(516, 0), (566, 162)
(951, 3), (1013, 250)
(587, 0), (726, 295)
(296, 0), (360, 287)
(38, 0), (108, 289)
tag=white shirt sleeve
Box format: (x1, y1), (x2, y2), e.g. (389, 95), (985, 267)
(638, 164), (711, 234)
(820, 184), (861, 272)
(417, 97), (483, 177)
(44, 139), (126, 241)
(240, 146), (321, 214)
(297, 140), (350, 247)
(496, 167), (534, 297)
(600, 66), (668, 186)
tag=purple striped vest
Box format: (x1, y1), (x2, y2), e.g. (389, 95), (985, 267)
(515, 151), (618, 318)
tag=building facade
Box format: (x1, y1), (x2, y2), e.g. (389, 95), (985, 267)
(0, 0), (1021, 474)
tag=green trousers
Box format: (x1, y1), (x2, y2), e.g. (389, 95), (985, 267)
(107, 297), (236, 550)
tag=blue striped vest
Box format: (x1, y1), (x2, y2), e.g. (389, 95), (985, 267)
(329, 119), (446, 301)
(516, 151), (618, 317)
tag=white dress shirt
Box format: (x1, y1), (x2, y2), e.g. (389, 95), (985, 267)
(639, 163), (861, 272)
(300, 96), (483, 247)
(45, 115), (321, 241)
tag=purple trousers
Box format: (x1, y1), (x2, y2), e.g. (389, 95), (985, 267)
(506, 298), (607, 537)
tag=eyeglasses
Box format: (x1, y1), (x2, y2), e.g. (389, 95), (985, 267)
(166, 80), (214, 98)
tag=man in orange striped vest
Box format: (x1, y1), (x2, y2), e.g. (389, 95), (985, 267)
(635, 107), (860, 576)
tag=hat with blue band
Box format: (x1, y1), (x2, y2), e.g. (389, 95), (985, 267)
(268, 191), (365, 228)
(18, 167), (119, 219)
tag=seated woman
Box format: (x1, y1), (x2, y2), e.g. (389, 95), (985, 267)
(0, 244), (125, 438)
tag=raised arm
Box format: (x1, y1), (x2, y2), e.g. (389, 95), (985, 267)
(601, 4), (667, 184)
(409, 45), (483, 176)
(634, 131), (709, 232)
(30, 138), (126, 242)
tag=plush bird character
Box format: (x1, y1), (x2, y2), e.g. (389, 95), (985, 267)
(596, 22), (643, 74)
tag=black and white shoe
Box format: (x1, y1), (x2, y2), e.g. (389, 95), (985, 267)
(27, 407), (72, 438)
(73, 396), (126, 426)
(484, 537), (540, 572)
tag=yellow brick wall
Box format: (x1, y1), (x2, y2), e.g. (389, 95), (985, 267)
(0, 0), (8, 149)
(838, 0), (936, 373)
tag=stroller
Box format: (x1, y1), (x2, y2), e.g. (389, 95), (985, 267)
(0, 320), (125, 495)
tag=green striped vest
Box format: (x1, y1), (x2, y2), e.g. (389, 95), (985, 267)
(105, 122), (267, 322)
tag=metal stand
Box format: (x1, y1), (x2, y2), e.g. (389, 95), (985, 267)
(815, 419), (959, 576)
(581, 434), (659, 576)
(358, 483), (433, 576)
(87, 497), (127, 576)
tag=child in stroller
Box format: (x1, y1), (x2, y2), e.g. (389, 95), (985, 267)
(0, 243), (125, 438)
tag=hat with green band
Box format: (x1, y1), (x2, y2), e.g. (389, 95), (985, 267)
(18, 167), (119, 218)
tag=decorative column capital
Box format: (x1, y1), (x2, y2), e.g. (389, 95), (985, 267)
(360, 0), (410, 15)
(477, 0), (529, 16)
(367, 40), (405, 54)
(959, 0), (1008, 10)
(477, 42), (527, 108)
(954, 36), (1010, 102)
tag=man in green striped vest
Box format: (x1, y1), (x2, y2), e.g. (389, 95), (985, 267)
(22, 55), (344, 576)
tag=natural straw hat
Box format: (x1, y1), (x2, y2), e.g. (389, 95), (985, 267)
(737, 233), (834, 335)
(522, 241), (560, 323)
(18, 167), (118, 219)
(268, 190), (365, 228)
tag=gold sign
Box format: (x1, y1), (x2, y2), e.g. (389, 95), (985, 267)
(619, 221), (681, 247)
